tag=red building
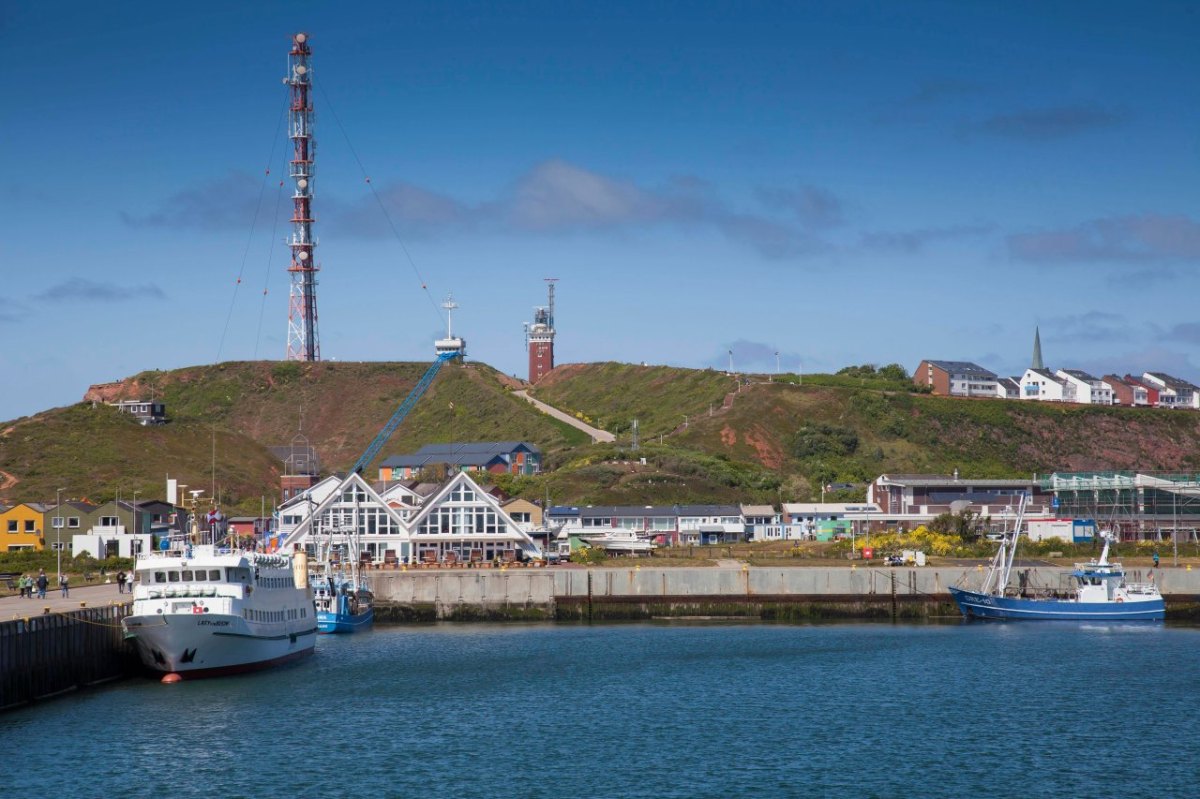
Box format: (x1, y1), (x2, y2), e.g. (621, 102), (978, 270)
(528, 327), (554, 383)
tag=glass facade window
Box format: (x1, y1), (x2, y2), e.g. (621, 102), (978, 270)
(419, 505), (505, 536)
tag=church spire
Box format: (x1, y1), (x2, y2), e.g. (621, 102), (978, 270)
(1032, 326), (1044, 370)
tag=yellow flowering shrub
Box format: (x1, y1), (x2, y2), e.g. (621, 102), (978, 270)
(852, 525), (964, 557)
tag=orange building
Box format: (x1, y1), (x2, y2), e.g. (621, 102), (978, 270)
(1, 502), (47, 551)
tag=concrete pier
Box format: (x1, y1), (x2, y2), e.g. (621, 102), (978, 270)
(0, 603), (136, 710)
(369, 564), (1200, 621)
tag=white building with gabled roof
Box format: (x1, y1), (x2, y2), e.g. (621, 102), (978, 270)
(278, 471), (540, 566)
(1019, 368), (1065, 401)
(995, 377), (1021, 399)
(375, 481), (425, 522)
(406, 472), (542, 565)
(1057, 369), (1113, 405)
(1142, 372), (1200, 409)
(278, 472), (413, 565)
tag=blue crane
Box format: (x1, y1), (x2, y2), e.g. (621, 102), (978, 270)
(278, 350), (461, 551)
(352, 350), (461, 475)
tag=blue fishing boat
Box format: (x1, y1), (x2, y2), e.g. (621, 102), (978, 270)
(311, 519), (375, 635)
(950, 496), (1164, 621)
(313, 572), (374, 634)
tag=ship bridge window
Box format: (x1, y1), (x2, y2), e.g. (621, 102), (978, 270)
(167, 571), (180, 583)
(154, 572), (167, 584)
(182, 570), (194, 581)
(209, 569), (221, 581)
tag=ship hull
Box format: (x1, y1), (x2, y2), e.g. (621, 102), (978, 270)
(949, 586), (1165, 621)
(316, 607), (374, 634)
(124, 613), (317, 677)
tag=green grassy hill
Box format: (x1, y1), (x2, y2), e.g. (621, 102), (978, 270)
(0, 360), (586, 510)
(4, 359), (1200, 513)
(531, 363), (1200, 501)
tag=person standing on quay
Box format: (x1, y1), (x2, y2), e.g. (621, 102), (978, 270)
(36, 569), (48, 600)
(60, 573), (69, 598)
(116, 570), (126, 594)
(19, 574), (30, 598)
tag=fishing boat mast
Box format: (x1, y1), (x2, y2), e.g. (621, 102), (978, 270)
(981, 493), (1028, 596)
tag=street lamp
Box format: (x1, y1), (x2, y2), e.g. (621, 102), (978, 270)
(865, 504), (871, 550)
(54, 487), (66, 581)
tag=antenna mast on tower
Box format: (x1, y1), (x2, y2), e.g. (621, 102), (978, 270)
(285, 32), (321, 362)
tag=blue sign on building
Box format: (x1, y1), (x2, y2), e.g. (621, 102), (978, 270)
(1073, 519), (1096, 542)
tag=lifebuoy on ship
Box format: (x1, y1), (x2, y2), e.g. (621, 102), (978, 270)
(1115, 597), (1124, 603)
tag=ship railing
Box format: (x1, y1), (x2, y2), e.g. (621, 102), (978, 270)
(1074, 561), (1124, 574)
(1124, 582), (1160, 596)
(141, 585), (244, 601)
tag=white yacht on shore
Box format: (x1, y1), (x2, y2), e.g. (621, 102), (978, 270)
(123, 541), (316, 682)
(580, 529), (657, 554)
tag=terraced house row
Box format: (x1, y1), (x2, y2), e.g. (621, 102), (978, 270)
(915, 360), (1200, 409)
(0, 498), (179, 556)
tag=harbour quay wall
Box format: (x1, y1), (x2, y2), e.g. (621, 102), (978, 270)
(371, 565), (1200, 622)
(0, 605), (138, 711)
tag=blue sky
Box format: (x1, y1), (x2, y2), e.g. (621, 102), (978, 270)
(3, 1), (1199, 422)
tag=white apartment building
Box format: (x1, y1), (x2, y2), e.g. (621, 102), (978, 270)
(1058, 369), (1114, 405)
(1019, 368), (1065, 401)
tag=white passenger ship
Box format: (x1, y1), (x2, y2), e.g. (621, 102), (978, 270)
(123, 541), (316, 682)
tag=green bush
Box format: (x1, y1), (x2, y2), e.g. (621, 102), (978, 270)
(792, 424), (859, 458)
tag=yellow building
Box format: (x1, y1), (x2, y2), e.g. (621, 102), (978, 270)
(1, 503), (47, 551)
(500, 498), (543, 529)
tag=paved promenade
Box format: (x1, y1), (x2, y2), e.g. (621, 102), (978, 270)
(0, 581), (130, 619)
(513, 390), (615, 443)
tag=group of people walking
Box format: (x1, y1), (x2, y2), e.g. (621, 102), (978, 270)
(12, 570), (133, 599)
(15, 569), (58, 599)
(14, 566), (71, 597)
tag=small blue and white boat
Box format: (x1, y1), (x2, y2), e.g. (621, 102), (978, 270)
(950, 497), (1164, 621)
(313, 572), (374, 634)
(311, 522), (374, 634)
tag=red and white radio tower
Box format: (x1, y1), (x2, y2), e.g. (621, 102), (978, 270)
(285, 32), (321, 362)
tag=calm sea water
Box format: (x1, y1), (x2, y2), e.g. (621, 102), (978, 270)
(3, 621), (1194, 798)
